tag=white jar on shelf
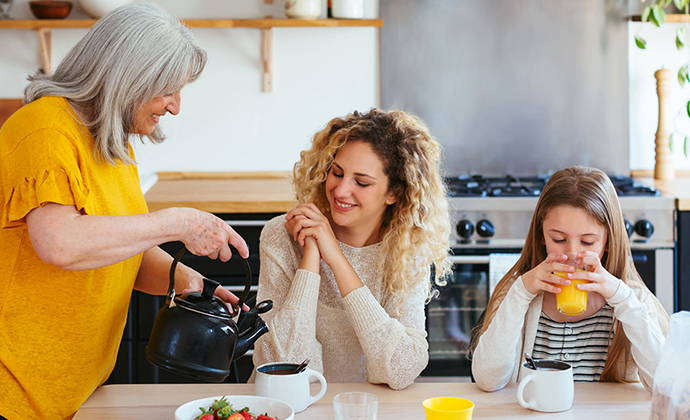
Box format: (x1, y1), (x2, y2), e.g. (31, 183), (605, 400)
(285, 0), (321, 19)
(332, 0), (364, 19)
(78, 0), (133, 18)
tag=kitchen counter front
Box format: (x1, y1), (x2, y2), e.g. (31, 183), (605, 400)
(144, 172), (296, 213)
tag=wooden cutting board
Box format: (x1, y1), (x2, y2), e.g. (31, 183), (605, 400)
(0, 99), (24, 127)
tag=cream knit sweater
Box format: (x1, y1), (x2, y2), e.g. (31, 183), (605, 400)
(252, 215), (429, 389)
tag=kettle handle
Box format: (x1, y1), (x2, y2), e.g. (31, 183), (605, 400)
(167, 247), (253, 316)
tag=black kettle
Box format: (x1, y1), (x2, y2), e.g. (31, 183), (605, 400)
(145, 247), (272, 382)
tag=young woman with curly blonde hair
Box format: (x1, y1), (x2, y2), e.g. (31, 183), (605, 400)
(252, 108), (451, 389)
(471, 166), (669, 393)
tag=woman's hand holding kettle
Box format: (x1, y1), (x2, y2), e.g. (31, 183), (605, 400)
(170, 207), (249, 260)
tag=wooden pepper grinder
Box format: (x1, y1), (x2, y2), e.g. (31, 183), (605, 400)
(654, 68), (675, 181)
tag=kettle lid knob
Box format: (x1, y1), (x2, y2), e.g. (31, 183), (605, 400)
(201, 278), (220, 299)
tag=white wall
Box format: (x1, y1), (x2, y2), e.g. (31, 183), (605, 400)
(0, 0), (380, 191)
(3, 2), (686, 184)
(629, 21), (690, 171)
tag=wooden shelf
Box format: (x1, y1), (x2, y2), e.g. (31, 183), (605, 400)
(630, 14), (690, 22)
(0, 18), (384, 92)
(0, 18), (384, 29)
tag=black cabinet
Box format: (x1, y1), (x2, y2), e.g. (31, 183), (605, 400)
(105, 212), (280, 384)
(677, 211), (690, 311)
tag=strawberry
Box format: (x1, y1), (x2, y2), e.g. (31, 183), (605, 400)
(225, 414), (245, 420)
(239, 410), (254, 420)
(194, 408), (215, 420)
(257, 415), (277, 420)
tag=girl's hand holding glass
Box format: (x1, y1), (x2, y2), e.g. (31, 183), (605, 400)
(521, 252), (577, 295)
(570, 251), (621, 300)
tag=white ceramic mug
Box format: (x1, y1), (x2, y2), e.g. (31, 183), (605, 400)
(285, 0), (321, 19)
(331, 0), (364, 19)
(517, 360), (574, 412)
(255, 362), (327, 413)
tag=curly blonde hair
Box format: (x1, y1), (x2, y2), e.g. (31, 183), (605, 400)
(292, 108), (452, 296)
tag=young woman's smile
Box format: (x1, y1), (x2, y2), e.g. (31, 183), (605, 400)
(325, 140), (397, 240)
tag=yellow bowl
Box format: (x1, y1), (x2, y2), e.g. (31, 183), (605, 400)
(423, 397), (474, 420)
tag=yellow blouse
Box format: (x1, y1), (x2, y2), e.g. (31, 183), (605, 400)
(0, 97), (148, 419)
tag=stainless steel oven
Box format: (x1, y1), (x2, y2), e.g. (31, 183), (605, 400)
(420, 176), (676, 379)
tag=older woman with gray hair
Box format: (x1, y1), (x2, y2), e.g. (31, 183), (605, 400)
(0, 3), (247, 419)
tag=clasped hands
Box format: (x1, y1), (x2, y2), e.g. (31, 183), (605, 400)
(285, 204), (344, 268)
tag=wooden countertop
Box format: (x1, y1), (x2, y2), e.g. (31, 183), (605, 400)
(632, 170), (690, 211)
(74, 382), (652, 419)
(145, 172), (296, 214)
(650, 178), (690, 211)
(144, 171), (690, 214)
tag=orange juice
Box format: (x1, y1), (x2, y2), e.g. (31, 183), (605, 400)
(553, 269), (588, 315)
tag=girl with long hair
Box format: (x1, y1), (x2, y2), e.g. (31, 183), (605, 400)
(252, 108), (451, 389)
(470, 166), (669, 393)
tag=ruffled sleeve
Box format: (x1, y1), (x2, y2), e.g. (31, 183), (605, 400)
(1, 128), (94, 228)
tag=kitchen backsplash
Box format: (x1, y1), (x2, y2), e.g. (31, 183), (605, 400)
(381, 0), (629, 177)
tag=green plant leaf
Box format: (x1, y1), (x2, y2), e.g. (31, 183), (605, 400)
(635, 36), (647, 49)
(669, 133), (674, 151)
(675, 0), (684, 10)
(661, 0), (673, 8)
(685, 136), (689, 157)
(651, 5), (666, 27)
(686, 100), (690, 118)
(650, 13), (660, 27)
(679, 66), (688, 86)
(642, 6), (652, 22)
(678, 27), (687, 49)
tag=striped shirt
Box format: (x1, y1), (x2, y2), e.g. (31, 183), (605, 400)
(532, 305), (614, 382)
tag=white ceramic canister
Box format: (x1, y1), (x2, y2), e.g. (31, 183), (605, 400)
(331, 0), (364, 19)
(285, 0), (322, 19)
(78, 0), (133, 18)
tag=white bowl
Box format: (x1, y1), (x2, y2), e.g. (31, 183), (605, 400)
(77, 0), (133, 18)
(174, 395), (295, 420)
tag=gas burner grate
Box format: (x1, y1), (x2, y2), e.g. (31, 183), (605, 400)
(609, 175), (659, 196)
(446, 174), (659, 197)
(446, 175), (546, 198)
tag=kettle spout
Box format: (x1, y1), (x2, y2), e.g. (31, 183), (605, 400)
(233, 317), (269, 361)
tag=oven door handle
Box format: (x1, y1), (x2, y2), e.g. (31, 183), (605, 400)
(448, 255), (490, 265)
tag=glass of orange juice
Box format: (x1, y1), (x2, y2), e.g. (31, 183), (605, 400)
(553, 253), (589, 315)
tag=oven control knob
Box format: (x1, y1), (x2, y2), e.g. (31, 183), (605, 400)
(624, 220), (634, 238)
(476, 219), (495, 238)
(634, 219), (654, 238)
(456, 219), (474, 239)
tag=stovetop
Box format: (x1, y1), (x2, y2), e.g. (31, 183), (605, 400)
(444, 174), (674, 248)
(446, 175), (659, 198)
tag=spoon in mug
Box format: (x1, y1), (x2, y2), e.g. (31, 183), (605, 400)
(294, 358), (310, 374)
(524, 353), (537, 370)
